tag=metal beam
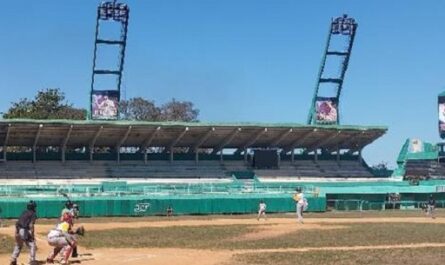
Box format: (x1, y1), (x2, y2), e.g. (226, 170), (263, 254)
(241, 128), (267, 150)
(325, 135), (353, 151)
(168, 127), (189, 149)
(32, 124), (43, 163)
(116, 126), (132, 148)
(306, 131), (341, 152)
(190, 127), (215, 153)
(141, 126), (161, 150)
(270, 128), (292, 147)
(142, 127), (161, 164)
(61, 125), (73, 149)
(89, 126), (104, 148)
(212, 128), (241, 154)
(2, 124), (11, 161)
(61, 125), (73, 163)
(89, 126), (103, 160)
(350, 132), (385, 152)
(167, 127), (189, 161)
(116, 126), (132, 163)
(349, 136), (376, 153)
(327, 131), (364, 151)
(282, 130), (315, 153)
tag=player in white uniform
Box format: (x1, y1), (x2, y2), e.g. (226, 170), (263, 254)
(293, 188), (305, 224)
(257, 200), (267, 221)
(46, 221), (77, 265)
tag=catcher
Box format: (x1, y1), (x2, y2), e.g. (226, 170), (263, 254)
(60, 201), (80, 257)
(46, 220), (85, 265)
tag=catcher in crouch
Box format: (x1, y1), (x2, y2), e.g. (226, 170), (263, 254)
(46, 219), (84, 265)
(60, 201), (80, 257)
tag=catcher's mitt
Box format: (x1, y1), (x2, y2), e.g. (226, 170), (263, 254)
(75, 226), (85, 236)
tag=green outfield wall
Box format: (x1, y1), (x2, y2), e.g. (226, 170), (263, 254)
(0, 194), (325, 219)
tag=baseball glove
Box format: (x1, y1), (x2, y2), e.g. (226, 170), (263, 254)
(75, 226), (85, 236)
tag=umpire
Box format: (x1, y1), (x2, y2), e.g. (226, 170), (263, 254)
(10, 200), (38, 265)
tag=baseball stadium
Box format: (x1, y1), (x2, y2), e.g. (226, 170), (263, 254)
(1, 1), (445, 265)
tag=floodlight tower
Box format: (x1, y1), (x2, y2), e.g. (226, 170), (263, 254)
(307, 14), (357, 125)
(89, 1), (130, 120)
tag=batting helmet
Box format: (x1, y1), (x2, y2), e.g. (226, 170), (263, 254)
(27, 200), (37, 211)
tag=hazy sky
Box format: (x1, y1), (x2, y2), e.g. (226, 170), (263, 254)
(0, 0), (444, 167)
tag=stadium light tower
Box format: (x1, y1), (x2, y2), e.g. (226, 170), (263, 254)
(307, 14), (357, 125)
(89, 1), (130, 120)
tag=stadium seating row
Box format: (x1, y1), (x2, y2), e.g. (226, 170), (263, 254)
(0, 159), (374, 179)
(404, 159), (445, 180)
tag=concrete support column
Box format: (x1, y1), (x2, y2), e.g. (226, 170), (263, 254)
(219, 150), (224, 165)
(336, 147), (340, 162)
(291, 149), (295, 164)
(170, 147), (174, 163)
(144, 149), (148, 164)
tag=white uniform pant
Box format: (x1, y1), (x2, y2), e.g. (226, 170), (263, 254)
(296, 203), (304, 222)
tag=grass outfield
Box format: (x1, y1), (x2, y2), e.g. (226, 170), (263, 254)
(80, 222), (445, 250)
(3, 211), (445, 264)
(229, 248), (445, 265)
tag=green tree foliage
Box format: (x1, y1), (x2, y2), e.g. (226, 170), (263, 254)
(160, 98), (199, 122)
(120, 97), (199, 122)
(120, 97), (161, 121)
(3, 88), (86, 120)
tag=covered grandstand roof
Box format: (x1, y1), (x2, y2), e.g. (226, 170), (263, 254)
(0, 119), (387, 151)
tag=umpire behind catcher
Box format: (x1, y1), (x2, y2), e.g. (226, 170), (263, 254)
(10, 200), (38, 265)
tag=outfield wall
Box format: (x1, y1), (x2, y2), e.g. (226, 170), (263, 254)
(0, 194), (326, 219)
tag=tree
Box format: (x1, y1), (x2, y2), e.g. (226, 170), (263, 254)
(120, 97), (199, 122)
(3, 88), (86, 120)
(119, 97), (161, 121)
(160, 98), (199, 122)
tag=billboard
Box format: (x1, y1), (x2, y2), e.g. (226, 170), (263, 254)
(408, 139), (424, 153)
(91, 90), (119, 120)
(439, 95), (445, 139)
(315, 97), (338, 123)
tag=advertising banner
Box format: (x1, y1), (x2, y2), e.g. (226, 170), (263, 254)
(408, 139), (424, 153)
(315, 97), (338, 123)
(92, 90), (119, 120)
(438, 96), (445, 139)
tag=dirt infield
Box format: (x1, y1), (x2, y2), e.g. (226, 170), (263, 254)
(1, 217), (444, 265)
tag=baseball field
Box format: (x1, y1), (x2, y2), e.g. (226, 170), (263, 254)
(1, 211), (445, 265)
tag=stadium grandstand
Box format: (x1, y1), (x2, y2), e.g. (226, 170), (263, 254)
(0, 119), (444, 218)
(1, 7), (445, 219)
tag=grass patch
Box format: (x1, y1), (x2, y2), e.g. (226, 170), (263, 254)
(228, 223), (445, 249)
(81, 224), (253, 249)
(82, 222), (445, 250)
(0, 234), (14, 254)
(229, 247), (445, 265)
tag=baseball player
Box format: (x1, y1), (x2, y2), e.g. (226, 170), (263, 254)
(46, 220), (84, 265)
(257, 200), (267, 221)
(60, 201), (80, 257)
(166, 205), (173, 217)
(427, 194), (436, 219)
(10, 200), (38, 265)
(293, 188), (305, 224)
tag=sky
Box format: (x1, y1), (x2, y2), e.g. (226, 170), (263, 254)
(0, 0), (444, 168)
